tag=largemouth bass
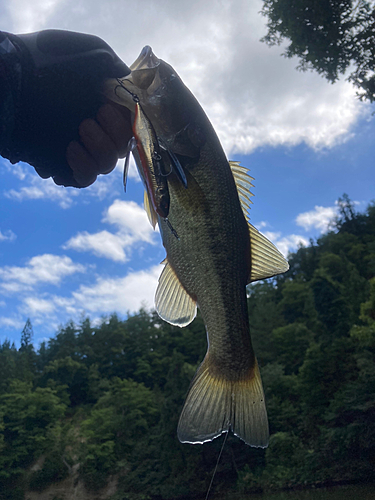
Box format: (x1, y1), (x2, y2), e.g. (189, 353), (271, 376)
(105, 47), (289, 447)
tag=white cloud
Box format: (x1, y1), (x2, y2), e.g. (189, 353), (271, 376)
(296, 205), (338, 233)
(263, 231), (309, 258)
(0, 254), (86, 293)
(0, 264), (162, 334)
(65, 230), (129, 262)
(11, 264), (162, 329)
(103, 199), (154, 240)
(72, 264), (162, 314)
(255, 221), (268, 230)
(0, 316), (24, 330)
(3, 161), (124, 209)
(2, 162), (27, 181)
(2, 0), (367, 160)
(24, 296), (56, 314)
(0, 230), (16, 242)
(4, 173), (79, 209)
(5, 0), (64, 32)
(2, 156), (143, 215)
(64, 200), (156, 262)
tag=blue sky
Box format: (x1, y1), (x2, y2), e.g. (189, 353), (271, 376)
(1, 0), (374, 346)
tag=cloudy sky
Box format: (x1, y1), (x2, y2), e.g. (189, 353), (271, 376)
(1, 0), (374, 345)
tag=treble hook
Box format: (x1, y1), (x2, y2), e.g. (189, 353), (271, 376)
(164, 218), (179, 240)
(115, 78), (140, 103)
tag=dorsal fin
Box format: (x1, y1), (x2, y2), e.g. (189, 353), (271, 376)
(155, 260), (197, 327)
(228, 161), (288, 281)
(229, 161), (254, 219)
(247, 222), (289, 282)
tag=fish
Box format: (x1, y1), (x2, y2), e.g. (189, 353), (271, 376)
(105, 46), (289, 447)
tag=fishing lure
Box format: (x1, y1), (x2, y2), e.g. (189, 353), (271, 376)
(118, 79), (179, 238)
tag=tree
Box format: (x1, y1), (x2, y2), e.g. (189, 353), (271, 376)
(0, 381), (66, 486)
(19, 318), (37, 382)
(261, 0), (375, 101)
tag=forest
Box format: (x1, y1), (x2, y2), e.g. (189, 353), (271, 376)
(0, 195), (374, 500)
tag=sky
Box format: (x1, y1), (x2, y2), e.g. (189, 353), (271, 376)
(1, 0), (374, 346)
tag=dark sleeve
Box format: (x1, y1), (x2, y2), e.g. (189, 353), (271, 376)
(0, 30), (129, 187)
(0, 33), (21, 162)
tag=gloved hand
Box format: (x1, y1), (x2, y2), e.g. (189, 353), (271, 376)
(0, 29), (132, 187)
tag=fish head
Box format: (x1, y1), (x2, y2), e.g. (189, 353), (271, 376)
(124, 46), (207, 158)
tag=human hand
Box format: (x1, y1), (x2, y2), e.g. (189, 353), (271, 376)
(1, 29), (132, 187)
(64, 102), (132, 187)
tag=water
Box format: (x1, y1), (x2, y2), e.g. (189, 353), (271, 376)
(233, 483), (375, 500)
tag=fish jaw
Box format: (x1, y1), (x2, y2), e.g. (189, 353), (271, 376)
(129, 45), (160, 73)
(129, 45), (160, 89)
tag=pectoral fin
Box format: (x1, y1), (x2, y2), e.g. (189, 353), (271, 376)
(155, 260), (197, 327)
(248, 223), (289, 282)
(144, 190), (158, 229)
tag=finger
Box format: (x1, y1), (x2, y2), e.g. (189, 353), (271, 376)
(66, 140), (98, 187)
(78, 118), (119, 174)
(96, 103), (132, 158)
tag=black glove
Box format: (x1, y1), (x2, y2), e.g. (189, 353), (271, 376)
(0, 29), (130, 186)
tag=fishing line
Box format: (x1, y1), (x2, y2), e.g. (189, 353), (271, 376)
(205, 431), (228, 500)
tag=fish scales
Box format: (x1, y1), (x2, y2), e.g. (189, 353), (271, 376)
(159, 151), (254, 377)
(105, 46), (289, 447)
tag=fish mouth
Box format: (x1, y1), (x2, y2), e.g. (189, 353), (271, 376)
(130, 45), (160, 71)
(129, 46), (160, 89)
(107, 46), (160, 111)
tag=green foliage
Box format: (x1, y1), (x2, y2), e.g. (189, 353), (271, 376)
(261, 0), (375, 101)
(271, 323), (313, 374)
(28, 454), (68, 492)
(79, 377), (159, 490)
(0, 382), (66, 476)
(2, 196), (375, 498)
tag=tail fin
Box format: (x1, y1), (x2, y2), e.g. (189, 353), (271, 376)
(177, 356), (269, 447)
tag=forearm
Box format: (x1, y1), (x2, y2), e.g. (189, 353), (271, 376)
(0, 32), (21, 162)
